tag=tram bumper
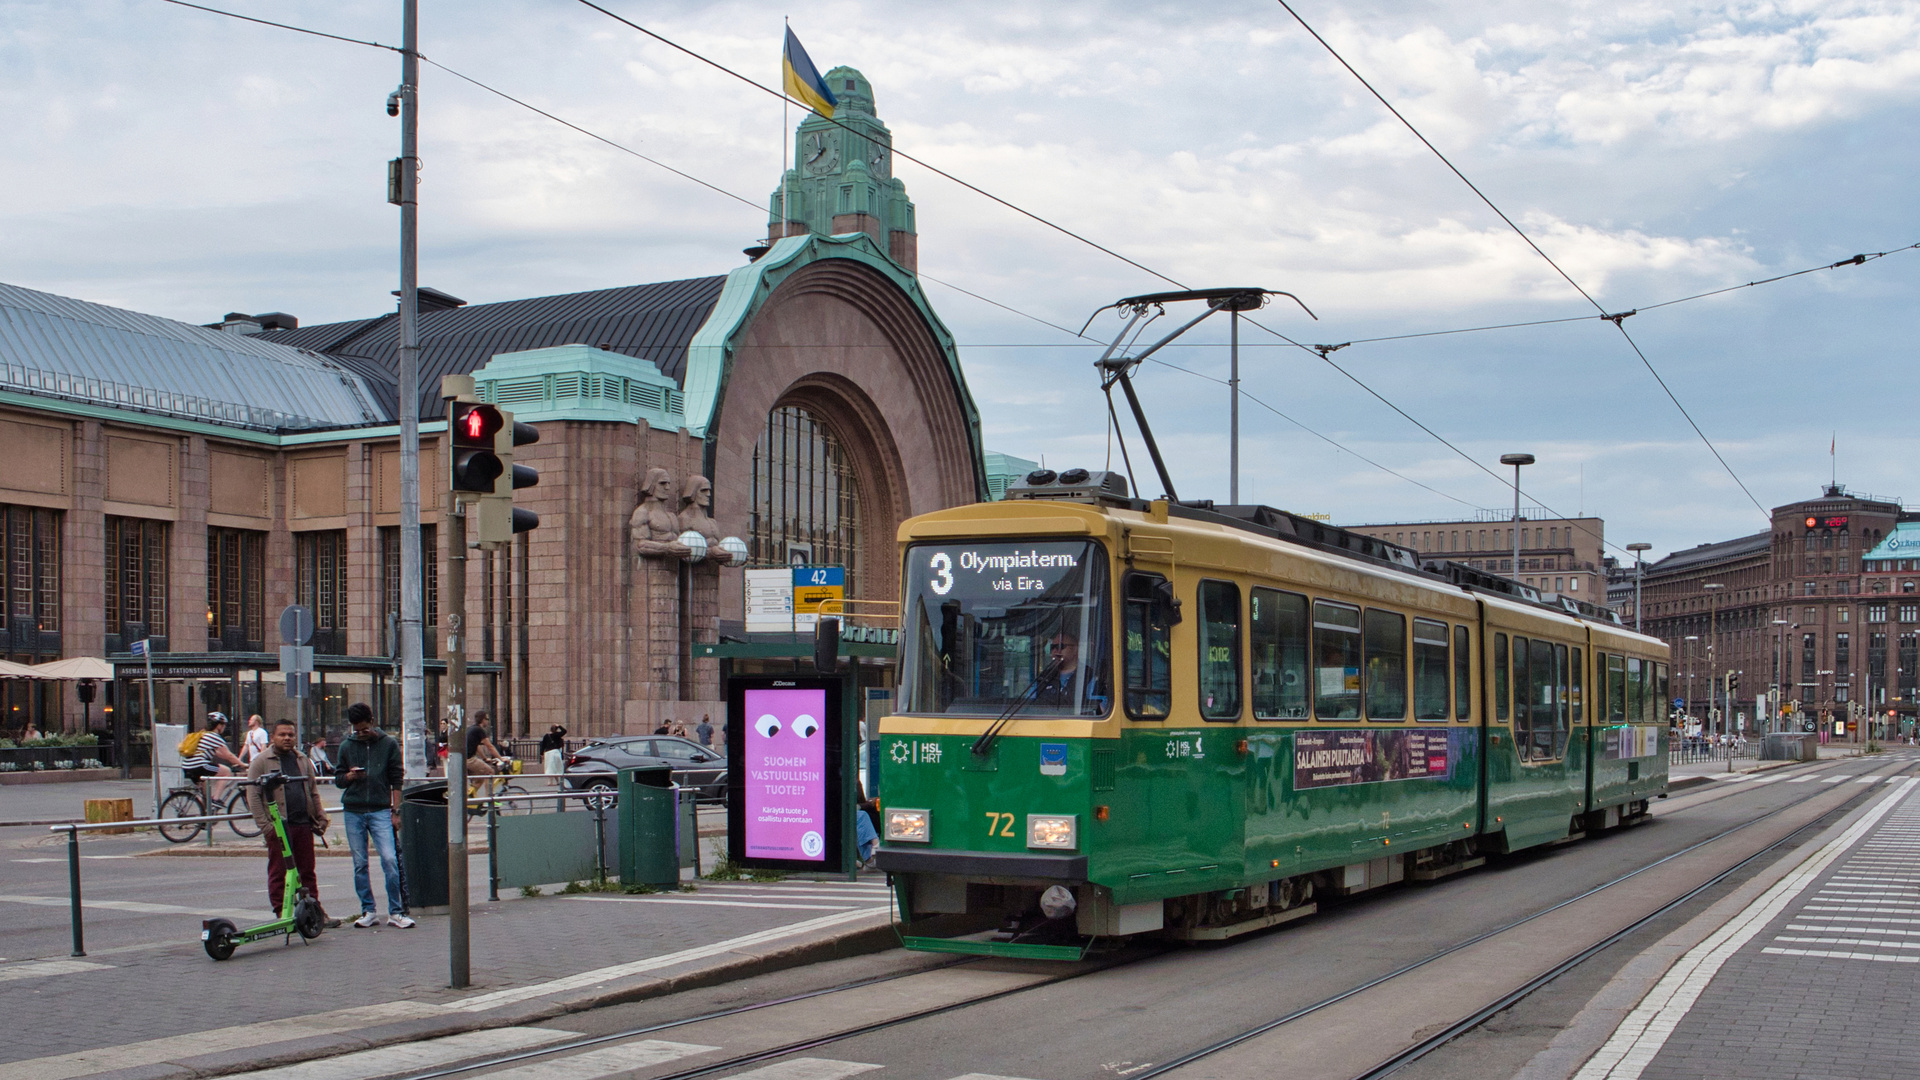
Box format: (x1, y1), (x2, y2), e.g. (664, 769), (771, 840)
(875, 847), (1087, 880)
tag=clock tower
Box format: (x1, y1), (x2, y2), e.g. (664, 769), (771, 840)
(768, 66), (918, 272)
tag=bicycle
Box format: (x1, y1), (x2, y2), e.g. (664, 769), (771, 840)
(157, 776), (261, 843)
(467, 758), (531, 816)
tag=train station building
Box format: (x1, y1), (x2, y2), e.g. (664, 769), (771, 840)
(0, 66), (998, 753)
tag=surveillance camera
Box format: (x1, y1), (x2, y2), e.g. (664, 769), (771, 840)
(387, 90), (403, 117)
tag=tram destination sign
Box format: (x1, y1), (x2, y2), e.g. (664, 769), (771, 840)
(1293, 728), (1454, 790)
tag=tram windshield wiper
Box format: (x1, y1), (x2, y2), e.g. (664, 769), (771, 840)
(971, 655), (1065, 757)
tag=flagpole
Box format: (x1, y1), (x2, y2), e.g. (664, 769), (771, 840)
(780, 17), (789, 241)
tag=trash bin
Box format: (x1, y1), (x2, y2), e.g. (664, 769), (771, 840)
(618, 765), (678, 888)
(400, 781), (450, 911)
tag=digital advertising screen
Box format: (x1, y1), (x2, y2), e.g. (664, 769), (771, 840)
(727, 677), (846, 871)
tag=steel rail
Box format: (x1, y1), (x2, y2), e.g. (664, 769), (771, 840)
(1132, 758), (1918, 1080)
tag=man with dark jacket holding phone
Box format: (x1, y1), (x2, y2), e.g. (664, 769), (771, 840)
(334, 703), (413, 928)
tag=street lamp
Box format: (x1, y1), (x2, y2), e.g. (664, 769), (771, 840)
(1772, 617), (1791, 734)
(1684, 634), (1699, 736)
(1705, 583), (1725, 740)
(1500, 453), (1534, 584)
(1628, 542), (1652, 632)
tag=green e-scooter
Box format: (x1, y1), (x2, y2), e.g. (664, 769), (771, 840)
(202, 771), (325, 960)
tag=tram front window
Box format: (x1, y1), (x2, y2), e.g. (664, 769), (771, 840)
(901, 540), (1112, 717)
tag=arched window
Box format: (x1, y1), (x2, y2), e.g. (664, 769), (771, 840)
(750, 405), (863, 596)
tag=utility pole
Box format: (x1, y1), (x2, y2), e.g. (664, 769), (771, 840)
(1228, 308), (1239, 505)
(445, 497), (469, 989)
(394, 0), (427, 778)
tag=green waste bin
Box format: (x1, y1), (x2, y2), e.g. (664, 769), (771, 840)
(400, 782), (450, 911)
(618, 765), (678, 888)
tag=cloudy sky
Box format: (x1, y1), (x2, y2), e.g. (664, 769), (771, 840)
(5, 0), (1917, 561)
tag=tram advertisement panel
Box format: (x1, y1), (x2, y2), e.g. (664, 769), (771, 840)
(727, 676), (846, 872)
(1293, 728), (1454, 790)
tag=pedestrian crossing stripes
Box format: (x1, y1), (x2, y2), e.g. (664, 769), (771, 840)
(203, 1028), (1039, 1080)
(0, 959), (110, 983)
(1761, 791), (1920, 966)
(218, 1028), (582, 1080)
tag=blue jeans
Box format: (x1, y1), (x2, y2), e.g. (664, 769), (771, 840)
(343, 810), (403, 915)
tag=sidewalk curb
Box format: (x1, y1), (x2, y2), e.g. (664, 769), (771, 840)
(69, 915), (904, 1080)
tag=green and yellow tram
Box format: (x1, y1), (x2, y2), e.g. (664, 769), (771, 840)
(874, 471), (1670, 957)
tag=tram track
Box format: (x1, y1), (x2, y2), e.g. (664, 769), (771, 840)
(1140, 755), (1920, 1080)
(378, 757), (1909, 1080)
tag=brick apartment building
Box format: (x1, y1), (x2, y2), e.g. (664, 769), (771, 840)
(1344, 513), (1608, 600)
(1637, 484), (1916, 739)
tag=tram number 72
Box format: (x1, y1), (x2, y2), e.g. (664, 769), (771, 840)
(983, 811), (1016, 837)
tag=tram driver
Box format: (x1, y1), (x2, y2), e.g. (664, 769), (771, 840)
(1035, 629), (1108, 713)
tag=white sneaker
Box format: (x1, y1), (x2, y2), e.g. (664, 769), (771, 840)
(387, 914), (416, 929)
(353, 912), (380, 928)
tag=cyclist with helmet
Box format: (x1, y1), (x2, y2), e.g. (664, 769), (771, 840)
(182, 712), (244, 800)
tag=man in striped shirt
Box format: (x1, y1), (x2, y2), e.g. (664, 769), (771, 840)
(183, 712), (244, 798)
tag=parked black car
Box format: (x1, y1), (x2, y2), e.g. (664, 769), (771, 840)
(565, 735), (727, 805)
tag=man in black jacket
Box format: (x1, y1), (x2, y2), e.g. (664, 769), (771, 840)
(334, 703), (413, 928)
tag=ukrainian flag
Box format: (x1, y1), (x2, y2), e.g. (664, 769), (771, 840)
(782, 27), (837, 118)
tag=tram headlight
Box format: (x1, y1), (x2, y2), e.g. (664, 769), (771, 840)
(885, 808), (930, 842)
(1027, 814), (1077, 850)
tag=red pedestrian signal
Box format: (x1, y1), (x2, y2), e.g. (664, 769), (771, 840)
(449, 402), (505, 494)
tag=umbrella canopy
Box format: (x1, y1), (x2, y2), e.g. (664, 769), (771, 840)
(30, 657), (115, 681)
(0, 658), (38, 678)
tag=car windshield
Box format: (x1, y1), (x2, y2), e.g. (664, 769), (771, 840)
(899, 540), (1112, 717)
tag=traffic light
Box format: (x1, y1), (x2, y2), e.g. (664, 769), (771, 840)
(475, 409), (539, 544)
(449, 402), (505, 494)
(1727, 671), (1739, 695)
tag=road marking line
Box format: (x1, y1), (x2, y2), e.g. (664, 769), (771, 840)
(723, 1059), (883, 1080)
(1787, 777), (1816, 783)
(948, 1075), (1044, 1080)
(476, 1040), (716, 1080)
(1788, 924), (1920, 934)
(0, 893), (258, 921)
(1773, 935), (1920, 949)
(1572, 777), (1918, 1080)
(1822, 777), (1846, 783)
(449, 906), (890, 1012)
(3, 1002), (448, 1080)
(566, 897), (873, 911)
(1761, 946), (1920, 963)
(217, 1028), (581, 1080)
(0, 959), (111, 983)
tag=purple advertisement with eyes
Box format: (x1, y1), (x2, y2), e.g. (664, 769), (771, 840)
(743, 688), (828, 862)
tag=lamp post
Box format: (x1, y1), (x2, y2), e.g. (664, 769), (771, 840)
(1628, 542), (1652, 632)
(1684, 634), (1699, 741)
(1704, 583), (1724, 740)
(1772, 617), (1791, 734)
(1500, 453), (1534, 583)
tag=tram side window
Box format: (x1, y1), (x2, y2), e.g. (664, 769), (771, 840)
(1494, 633), (1510, 721)
(1511, 636), (1530, 748)
(1553, 643), (1571, 758)
(1607, 654), (1626, 725)
(1123, 573), (1174, 719)
(1197, 580), (1242, 721)
(1454, 625), (1471, 719)
(1529, 638), (1558, 760)
(1365, 610), (1408, 720)
(1313, 601), (1362, 720)
(1626, 658), (1644, 728)
(1413, 618), (1450, 720)
(1655, 662), (1669, 724)
(1251, 587), (1309, 720)
(1570, 647), (1584, 726)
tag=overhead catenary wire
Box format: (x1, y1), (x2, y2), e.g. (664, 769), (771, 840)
(1271, 0), (1770, 520)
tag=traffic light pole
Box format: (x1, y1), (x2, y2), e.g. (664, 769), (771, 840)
(445, 498), (469, 989)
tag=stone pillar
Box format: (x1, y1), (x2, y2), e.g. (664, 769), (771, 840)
(65, 419), (106, 733)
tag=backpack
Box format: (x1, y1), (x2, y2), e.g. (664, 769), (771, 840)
(179, 731), (206, 758)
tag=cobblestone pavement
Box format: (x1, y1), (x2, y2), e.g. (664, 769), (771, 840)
(1566, 749), (1920, 1080)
